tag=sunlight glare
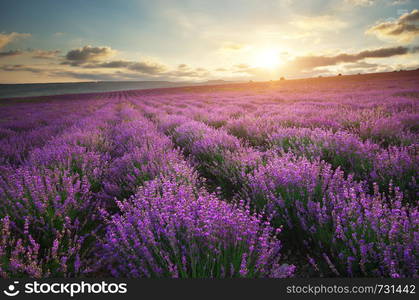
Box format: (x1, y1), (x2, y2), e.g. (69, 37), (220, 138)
(253, 49), (281, 69)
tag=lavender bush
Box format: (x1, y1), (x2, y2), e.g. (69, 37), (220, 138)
(102, 177), (295, 278)
(246, 154), (418, 277)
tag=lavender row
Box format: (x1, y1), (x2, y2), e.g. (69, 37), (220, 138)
(0, 101), (121, 277)
(132, 87), (418, 148)
(0, 97), (113, 166)
(0, 97), (295, 278)
(139, 99), (418, 203)
(245, 154), (418, 277)
(97, 104), (295, 278)
(147, 108), (417, 277)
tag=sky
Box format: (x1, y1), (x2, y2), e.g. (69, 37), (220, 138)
(0, 0), (418, 83)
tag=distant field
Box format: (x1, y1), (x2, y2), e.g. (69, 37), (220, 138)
(0, 80), (235, 99)
(0, 70), (418, 278)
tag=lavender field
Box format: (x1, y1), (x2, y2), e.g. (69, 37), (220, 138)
(0, 71), (418, 278)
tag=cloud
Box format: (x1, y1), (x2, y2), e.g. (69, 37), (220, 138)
(344, 61), (380, 70)
(282, 46), (416, 71)
(0, 64), (139, 81)
(128, 61), (167, 75)
(82, 59), (167, 75)
(345, 0), (409, 6)
(345, 0), (376, 6)
(0, 58), (207, 80)
(0, 32), (31, 50)
(158, 63), (209, 78)
(366, 9), (419, 42)
(63, 45), (167, 75)
(234, 64), (250, 70)
(3, 47), (206, 80)
(399, 9), (419, 23)
(53, 65), (209, 81)
(51, 70), (121, 81)
(221, 42), (246, 51)
(0, 50), (23, 58)
(32, 50), (61, 59)
(84, 60), (131, 68)
(166, 68), (209, 78)
(291, 15), (347, 31)
(0, 64), (45, 73)
(0, 49), (60, 59)
(0, 64), (159, 81)
(390, 0), (410, 5)
(64, 45), (116, 65)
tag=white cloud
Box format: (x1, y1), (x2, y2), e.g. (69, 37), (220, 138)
(366, 9), (419, 43)
(344, 0), (376, 7)
(290, 15), (347, 31)
(0, 32), (31, 50)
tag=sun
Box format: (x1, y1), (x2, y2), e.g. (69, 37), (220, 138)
(253, 49), (282, 69)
